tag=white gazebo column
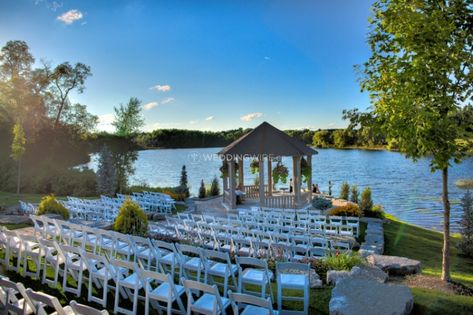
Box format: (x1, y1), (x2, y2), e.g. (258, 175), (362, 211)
(267, 156), (272, 196)
(292, 156), (301, 208)
(259, 157), (265, 207)
(228, 159), (236, 209)
(239, 157), (244, 189)
(307, 154), (312, 204)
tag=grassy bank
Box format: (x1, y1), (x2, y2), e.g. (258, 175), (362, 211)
(384, 214), (473, 314)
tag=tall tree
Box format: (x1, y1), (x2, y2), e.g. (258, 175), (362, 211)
(96, 145), (117, 196)
(11, 122), (26, 194)
(113, 97), (144, 136)
(359, 0), (472, 281)
(46, 62), (92, 127)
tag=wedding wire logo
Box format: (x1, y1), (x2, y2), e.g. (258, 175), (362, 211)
(187, 151), (282, 163)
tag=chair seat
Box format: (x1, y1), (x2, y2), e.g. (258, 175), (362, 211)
(137, 248), (152, 259)
(12, 298), (34, 315)
(193, 293), (229, 313)
(241, 269), (273, 284)
(50, 305), (74, 315)
(241, 305), (279, 315)
(184, 257), (202, 269)
(209, 263), (237, 276)
(120, 273), (142, 288)
(95, 267), (114, 280)
(279, 274), (307, 288)
(160, 253), (177, 265)
(150, 283), (184, 300)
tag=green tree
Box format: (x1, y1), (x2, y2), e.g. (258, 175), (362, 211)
(339, 182), (350, 200)
(359, 0), (472, 281)
(360, 187), (373, 214)
(178, 165), (190, 198)
(459, 190), (473, 258)
(199, 179), (206, 198)
(210, 176), (220, 196)
(333, 130), (348, 148)
(114, 199), (148, 236)
(96, 145), (117, 196)
(10, 121), (26, 194)
(312, 130), (333, 147)
(113, 97), (144, 136)
(350, 185), (359, 204)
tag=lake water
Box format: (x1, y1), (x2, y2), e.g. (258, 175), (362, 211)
(88, 148), (473, 231)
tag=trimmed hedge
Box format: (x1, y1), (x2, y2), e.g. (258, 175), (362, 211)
(114, 199), (148, 236)
(328, 203), (361, 217)
(37, 195), (69, 220)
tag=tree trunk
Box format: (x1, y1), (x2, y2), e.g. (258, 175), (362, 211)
(441, 167), (451, 281)
(16, 159), (21, 195)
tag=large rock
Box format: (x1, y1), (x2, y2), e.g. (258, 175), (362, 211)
(367, 254), (421, 276)
(330, 278), (413, 315)
(350, 265), (388, 283)
(327, 270), (350, 285)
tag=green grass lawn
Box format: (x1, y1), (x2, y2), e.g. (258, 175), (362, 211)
(0, 191), (53, 207)
(384, 214), (473, 314)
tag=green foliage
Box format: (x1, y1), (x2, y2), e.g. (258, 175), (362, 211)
(312, 196), (333, 211)
(324, 252), (363, 271)
(209, 176), (220, 196)
(300, 157), (311, 183)
(459, 190), (473, 258)
(360, 187), (373, 214)
(11, 122), (26, 161)
(312, 130), (333, 148)
(30, 168), (97, 197)
(96, 145), (117, 196)
(250, 159), (259, 174)
(129, 185), (186, 201)
(339, 182), (350, 200)
(364, 204), (384, 219)
(37, 195), (69, 219)
(114, 198), (148, 236)
(178, 165), (189, 198)
(328, 204), (361, 217)
(350, 185), (359, 204)
(272, 162), (289, 184)
(198, 179), (206, 199)
(112, 97), (144, 136)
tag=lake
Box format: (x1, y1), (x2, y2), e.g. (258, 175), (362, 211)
(88, 147), (473, 231)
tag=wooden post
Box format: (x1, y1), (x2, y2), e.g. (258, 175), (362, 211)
(239, 157), (244, 188)
(259, 157), (265, 207)
(222, 160), (228, 204)
(229, 159), (236, 209)
(293, 156), (301, 208)
(267, 156), (272, 196)
(307, 155), (312, 204)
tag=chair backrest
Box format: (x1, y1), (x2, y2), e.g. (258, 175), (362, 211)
(276, 262), (310, 277)
(182, 278), (225, 313)
(0, 278), (34, 314)
(204, 249), (231, 265)
(228, 291), (275, 315)
(70, 300), (109, 315)
(236, 256), (267, 270)
(26, 288), (67, 315)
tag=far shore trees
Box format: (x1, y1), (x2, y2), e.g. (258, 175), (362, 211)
(359, 0), (472, 281)
(113, 97), (144, 136)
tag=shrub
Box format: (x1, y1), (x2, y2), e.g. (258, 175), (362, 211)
(37, 195), (69, 220)
(301, 258), (329, 283)
(339, 182), (350, 200)
(350, 185), (359, 204)
(209, 176), (220, 196)
(33, 167), (97, 197)
(360, 187), (373, 214)
(328, 203), (361, 217)
(114, 199), (148, 236)
(459, 190), (473, 257)
(312, 196), (333, 211)
(324, 252), (363, 271)
(129, 185), (187, 201)
(198, 180), (206, 198)
(364, 204), (385, 218)
(179, 165), (190, 198)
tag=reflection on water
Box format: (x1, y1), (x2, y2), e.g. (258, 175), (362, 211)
(88, 147), (473, 231)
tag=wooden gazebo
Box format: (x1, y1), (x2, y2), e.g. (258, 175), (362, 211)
(218, 121), (317, 209)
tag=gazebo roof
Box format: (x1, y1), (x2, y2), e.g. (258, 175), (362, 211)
(218, 121), (317, 156)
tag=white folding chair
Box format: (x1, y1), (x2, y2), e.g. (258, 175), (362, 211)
(69, 300), (109, 315)
(139, 268), (186, 315)
(0, 278), (35, 315)
(182, 278), (230, 315)
(81, 251), (114, 307)
(111, 258), (142, 315)
(204, 250), (238, 297)
(40, 239), (65, 288)
(228, 291), (278, 315)
(152, 240), (180, 278)
(4, 229), (22, 272)
(26, 289), (73, 315)
(236, 256), (274, 301)
(176, 243), (206, 282)
(276, 262), (310, 315)
(19, 234), (43, 279)
(60, 244), (88, 296)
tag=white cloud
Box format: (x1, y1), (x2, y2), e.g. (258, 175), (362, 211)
(240, 112), (263, 122)
(264, 56), (271, 60)
(150, 84), (171, 92)
(97, 113), (114, 132)
(328, 122), (336, 127)
(205, 116), (214, 121)
(57, 9), (83, 24)
(189, 120), (198, 125)
(143, 101), (158, 110)
(161, 97), (175, 105)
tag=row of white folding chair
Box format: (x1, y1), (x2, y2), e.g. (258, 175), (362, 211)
(0, 276), (108, 315)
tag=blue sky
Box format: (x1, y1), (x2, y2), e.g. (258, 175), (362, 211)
(0, 0), (374, 132)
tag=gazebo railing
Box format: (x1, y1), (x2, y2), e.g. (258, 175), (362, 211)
(243, 185), (268, 199)
(263, 194), (295, 209)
